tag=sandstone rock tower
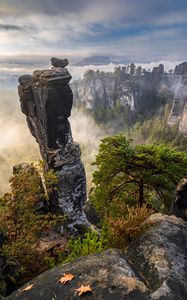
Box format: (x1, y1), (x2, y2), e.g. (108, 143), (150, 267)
(18, 58), (88, 224)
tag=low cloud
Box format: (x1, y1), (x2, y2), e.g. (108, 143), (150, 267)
(0, 91), (106, 194)
(0, 60), (182, 90)
(0, 24), (22, 30)
(0, 90), (40, 194)
(0, 1), (187, 61)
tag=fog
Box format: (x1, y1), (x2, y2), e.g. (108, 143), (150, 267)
(0, 91), (40, 194)
(0, 90), (107, 195)
(0, 62), (127, 194)
(0, 60), (181, 194)
(0, 59), (180, 90)
(70, 110), (107, 189)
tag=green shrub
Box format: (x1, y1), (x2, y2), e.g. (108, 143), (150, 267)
(91, 135), (187, 218)
(106, 205), (153, 249)
(65, 230), (107, 262)
(0, 164), (65, 285)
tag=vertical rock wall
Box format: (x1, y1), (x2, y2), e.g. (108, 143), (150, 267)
(168, 62), (187, 135)
(18, 58), (88, 224)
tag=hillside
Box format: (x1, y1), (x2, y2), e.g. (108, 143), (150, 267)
(71, 62), (187, 136)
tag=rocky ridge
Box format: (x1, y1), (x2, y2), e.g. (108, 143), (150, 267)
(168, 63), (187, 135)
(18, 58), (88, 225)
(71, 62), (187, 135)
(71, 64), (172, 120)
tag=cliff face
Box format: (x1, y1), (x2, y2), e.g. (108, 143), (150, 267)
(71, 64), (173, 123)
(168, 63), (187, 135)
(71, 62), (187, 135)
(18, 58), (88, 224)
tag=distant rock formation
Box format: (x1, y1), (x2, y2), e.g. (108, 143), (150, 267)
(71, 63), (170, 123)
(71, 61), (187, 135)
(168, 62), (187, 134)
(7, 214), (187, 300)
(174, 62), (187, 76)
(18, 58), (88, 225)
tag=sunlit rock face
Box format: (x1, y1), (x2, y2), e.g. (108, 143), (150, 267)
(18, 58), (88, 224)
(168, 62), (187, 134)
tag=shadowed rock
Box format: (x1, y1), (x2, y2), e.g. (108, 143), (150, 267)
(171, 178), (187, 220)
(174, 62), (187, 76)
(127, 214), (187, 300)
(18, 58), (88, 224)
(51, 57), (69, 68)
(7, 214), (187, 300)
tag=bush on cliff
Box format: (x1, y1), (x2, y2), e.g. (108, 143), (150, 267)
(129, 104), (187, 151)
(65, 230), (108, 262)
(0, 164), (65, 294)
(90, 134), (187, 248)
(106, 205), (153, 249)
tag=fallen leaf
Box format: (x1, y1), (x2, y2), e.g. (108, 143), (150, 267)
(76, 285), (92, 296)
(58, 273), (75, 284)
(21, 284), (34, 292)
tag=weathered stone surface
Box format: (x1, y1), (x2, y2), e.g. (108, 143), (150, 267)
(168, 72), (187, 131)
(71, 64), (172, 117)
(174, 62), (187, 75)
(7, 214), (187, 299)
(7, 249), (149, 300)
(167, 62), (187, 133)
(127, 213), (187, 300)
(51, 57), (69, 68)
(18, 59), (88, 224)
(70, 62), (187, 135)
(171, 178), (187, 220)
(33, 68), (72, 85)
(18, 75), (32, 85)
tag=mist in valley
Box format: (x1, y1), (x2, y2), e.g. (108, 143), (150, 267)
(0, 60), (185, 195)
(0, 89), (107, 195)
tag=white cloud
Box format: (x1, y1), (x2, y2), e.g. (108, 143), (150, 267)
(0, 1), (187, 62)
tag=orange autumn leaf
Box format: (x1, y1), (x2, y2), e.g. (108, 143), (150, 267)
(21, 284), (34, 292)
(58, 273), (75, 284)
(76, 285), (92, 296)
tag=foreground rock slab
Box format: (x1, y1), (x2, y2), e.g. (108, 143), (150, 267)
(127, 213), (187, 300)
(7, 249), (149, 300)
(7, 214), (187, 300)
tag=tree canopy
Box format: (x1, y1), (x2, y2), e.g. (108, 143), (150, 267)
(91, 135), (187, 218)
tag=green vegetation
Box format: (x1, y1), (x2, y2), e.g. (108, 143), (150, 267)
(65, 230), (107, 262)
(106, 205), (152, 249)
(0, 164), (65, 293)
(90, 134), (187, 248)
(80, 66), (174, 126)
(130, 104), (187, 151)
(91, 135), (187, 215)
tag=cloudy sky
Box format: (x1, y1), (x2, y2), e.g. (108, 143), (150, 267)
(0, 0), (187, 63)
